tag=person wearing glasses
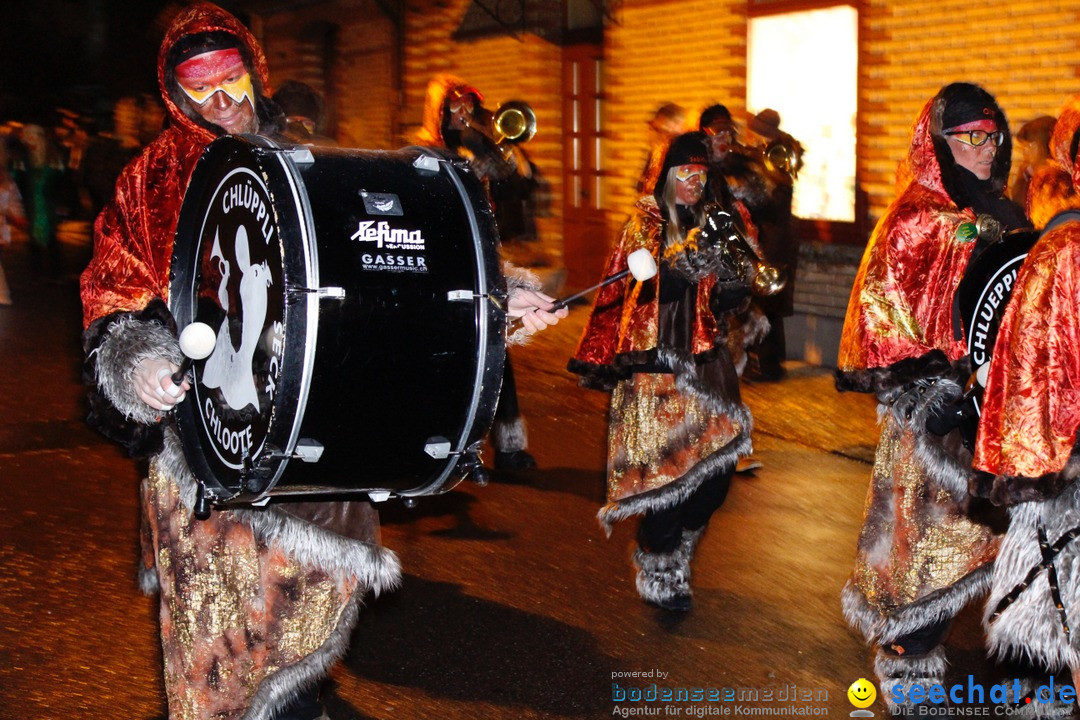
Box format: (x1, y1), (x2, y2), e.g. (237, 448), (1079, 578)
(836, 82), (1028, 712)
(569, 133), (754, 612)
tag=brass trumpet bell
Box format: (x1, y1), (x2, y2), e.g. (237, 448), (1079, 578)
(492, 100), (537, 145)
(762, 139), (800, 179)
(750, 261), (787, 297)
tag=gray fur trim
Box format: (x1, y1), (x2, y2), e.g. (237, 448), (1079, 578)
(680, 526), (706, 561)
(243, 591), (361, 720)
(984, 483), (1080, 671)
(491, 417), (527, 452)
(598, 433), (751, 532)
(659, 347), (753, 433)
(890, 377), (972, 501)
(598, 347), (752, 532)
(842, 565), (993, 644)
(92, 315), (182, 424)
(502, 261), (542, 292)
(138, 565), (159, 596)
(155, 430), (402, 597)
(634, 546), (691, 604)
(874, 646), (947, 713)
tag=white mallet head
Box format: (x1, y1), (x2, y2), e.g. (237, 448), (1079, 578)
(178, 322), (217, 360)
(627, 248), (658, 282)
(976, 361), (990, 388)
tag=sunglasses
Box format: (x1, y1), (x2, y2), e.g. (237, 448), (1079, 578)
(944, 129), (1005, 148)
(674, 167), (707, 184)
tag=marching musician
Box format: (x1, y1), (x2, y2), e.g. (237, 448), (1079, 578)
(835, 82), (1028, 713)
(569, 132), (754, 612)
(418, 74), (565, 471)
(79, 6), (563, 718)
(1022, 102), (1080, 230)
(972, 96), (1080, 707)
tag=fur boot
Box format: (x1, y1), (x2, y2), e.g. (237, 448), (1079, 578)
(874, 646), (947, 716)
(634, 544), (692, 612)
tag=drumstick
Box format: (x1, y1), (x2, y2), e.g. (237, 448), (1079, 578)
(508, 248), (657, 328)
(172, 322), (217, 386)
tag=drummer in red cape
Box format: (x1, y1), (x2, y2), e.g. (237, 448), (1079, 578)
(972, 96), (1080, 697)
(835, 82), (1029, 711)
(78, 4), (564, 719)
(568, 132), (756, 612)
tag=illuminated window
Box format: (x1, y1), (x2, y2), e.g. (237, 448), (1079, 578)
(748, 5), (857, 222)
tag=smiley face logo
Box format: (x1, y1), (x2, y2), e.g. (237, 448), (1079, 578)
(847, 678), (877, 708)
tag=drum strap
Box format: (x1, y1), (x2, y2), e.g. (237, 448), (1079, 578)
(989, 524), (1080, 638)
(1041, 208), (1080, 235)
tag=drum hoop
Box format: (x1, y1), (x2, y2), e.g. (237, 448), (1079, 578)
(399, 147), (502, 496)
(255, 143), (320, 499)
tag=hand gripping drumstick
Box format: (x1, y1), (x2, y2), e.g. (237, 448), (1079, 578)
(509, 248), (657, 329)
(172, 322), (217, 386)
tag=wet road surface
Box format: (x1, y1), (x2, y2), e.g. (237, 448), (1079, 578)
(0, 234), (1017, 718)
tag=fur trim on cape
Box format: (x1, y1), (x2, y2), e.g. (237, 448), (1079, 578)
(874, 646), (947, 713)
(842, 565), (993, 645)
(155, 430), (401, 596)
(984, 482), (1080, 671)
(835, 349), (954, 397)
(598, 347), (752, 532)
(888, 376), (973, 501)
(492, 416), (527, 453)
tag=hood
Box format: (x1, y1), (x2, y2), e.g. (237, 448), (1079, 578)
(417, 74), (481, 148)
(157, 2), (272, 145)
(905, 83), (1012, 206)
(1052, 96), (1080, 172)
(652, 131), (710, 212)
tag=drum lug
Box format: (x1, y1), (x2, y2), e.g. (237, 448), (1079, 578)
(287, 284), (346, 303)
(447, 289), (478, 302)
(424, 437), (453, 459)
(294, 439), (324, 463)
(412, 154), (442, 174)
(285, 146), (315, 167)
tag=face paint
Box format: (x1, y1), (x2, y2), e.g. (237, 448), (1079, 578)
(175, 48), (254, 108)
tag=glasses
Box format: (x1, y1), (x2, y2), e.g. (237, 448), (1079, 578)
(674, 167), (707, 184)
(944, 129), (1005, 148)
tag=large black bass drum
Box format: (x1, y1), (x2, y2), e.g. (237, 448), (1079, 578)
(955, 227), (1039, 415)
(169, 135), (506, 509)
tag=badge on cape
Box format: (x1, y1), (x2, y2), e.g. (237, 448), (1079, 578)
(955, 222), (978, 243)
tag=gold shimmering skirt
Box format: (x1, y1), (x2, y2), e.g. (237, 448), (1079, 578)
(853, 414), (999, 616)
(603, 371), (746, 519)
(142, 465), (360, 720)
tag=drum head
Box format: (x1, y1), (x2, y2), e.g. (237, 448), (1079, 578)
(171, 135), (312, 502)
(955, 228), (1038, 413)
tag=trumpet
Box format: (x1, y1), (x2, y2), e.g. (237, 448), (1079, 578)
(463, 100), (537, 160)
(700, 205), (787, 297)
(726, 136), (802, 180)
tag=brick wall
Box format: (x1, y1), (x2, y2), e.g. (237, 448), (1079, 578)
(250, 0), (1080, 367)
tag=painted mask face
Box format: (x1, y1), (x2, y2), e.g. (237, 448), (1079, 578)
(175, 48), (257, 135)
(674, 163), (707, 205)
(944, 118), (1000, 181)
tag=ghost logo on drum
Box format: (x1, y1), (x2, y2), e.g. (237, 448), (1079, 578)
(202, 224), (273, 412)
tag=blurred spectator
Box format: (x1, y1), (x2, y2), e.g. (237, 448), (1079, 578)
(740, 108), (803, 382)
(1008, 114), (1055, 208)
(273, 80), (336, 145)
(637, 102), (687, 195)
(80, 98), (144, 218)
(0, 137), (26, 305)
(13, 124), (72, 277)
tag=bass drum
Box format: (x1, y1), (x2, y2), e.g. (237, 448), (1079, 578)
(170, 135), (506, 507)
(955, 228), (1038, 415)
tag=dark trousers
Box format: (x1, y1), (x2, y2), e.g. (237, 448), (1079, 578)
(638, 471), (733, 554)
(881, 619), (951, 658)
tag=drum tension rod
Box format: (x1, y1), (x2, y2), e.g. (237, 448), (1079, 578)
(288, 284), (345, 302)
(446, 289), (507, 312)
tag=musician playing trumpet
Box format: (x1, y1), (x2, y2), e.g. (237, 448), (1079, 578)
(419, 75), (564, 471)
(569, 133), (756, 612)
